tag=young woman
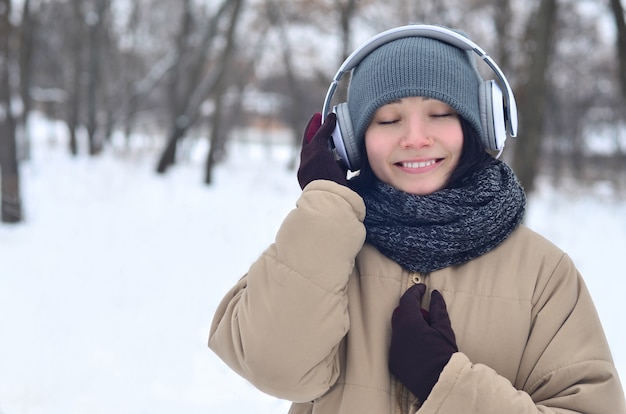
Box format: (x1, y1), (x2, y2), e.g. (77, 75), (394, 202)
(208, 25), (625, 413)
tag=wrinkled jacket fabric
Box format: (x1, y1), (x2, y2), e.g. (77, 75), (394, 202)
(209, 180), (626, 413)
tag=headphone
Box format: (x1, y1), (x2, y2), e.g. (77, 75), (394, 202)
(321, 24), (518, 171)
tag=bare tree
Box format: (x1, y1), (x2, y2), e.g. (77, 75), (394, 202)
(0, 0), (23, 223)
(85, 0), (111, 155)
(492, 0), (513, 74)
(255, 0), (361, 170)
(66, 0), (85, 156)
(18, 0), (37, 161)
(156, 0), (244, 174)
(538, 7), (612, 186)
(338, 0), (358, 61)
(511, 0), (559, 195)
(264, 0), (311, 169)
(120, 1), (159, 145)
(332, 0), (359, 112)
(204, 0), (245, 184)
(610, 0), (626, 106)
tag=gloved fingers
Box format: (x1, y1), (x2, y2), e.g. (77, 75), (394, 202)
(303, 112), (323, 145)
(312, 112), (337, 149)
(393, 284), (427, 326)
(398, 283), (426, 310)
(429, 290), (458, 350)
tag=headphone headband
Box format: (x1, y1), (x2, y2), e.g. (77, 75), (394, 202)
(322, 24), (518, 138)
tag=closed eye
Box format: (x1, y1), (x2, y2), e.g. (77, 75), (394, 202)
(431, 112), (458, 118)
(377, 119), (399, 125)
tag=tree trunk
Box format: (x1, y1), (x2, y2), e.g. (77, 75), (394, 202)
(610, 0), (626, 105)
(266, 0), (308, 169)
(67, 0), (84, 156)
(339, 0), (358, 62)
(18, 0), (35, 161)
(155, 0), (193, 173)
(205, 87), (225, 185)
(205, 0), (244, 184)
(156, 122), (186, 173)
(0, 0), (23, 223)
(493, 0), (513, 73)
(511, 0), (558, 195)
(86, 0), (109, 155)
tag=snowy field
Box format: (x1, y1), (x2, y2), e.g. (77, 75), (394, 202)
(1, 114), (625, 413)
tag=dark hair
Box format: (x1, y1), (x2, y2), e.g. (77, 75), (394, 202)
(446, 119), (493, 187)
(348, 118), (493, 194)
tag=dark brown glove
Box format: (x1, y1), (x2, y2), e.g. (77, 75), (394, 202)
(389, 284), (458, 403)
(297, 112), (348, 190)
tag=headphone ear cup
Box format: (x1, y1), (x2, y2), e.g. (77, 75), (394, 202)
(478, 80), (507, 151)
(333, 103), (361, 171)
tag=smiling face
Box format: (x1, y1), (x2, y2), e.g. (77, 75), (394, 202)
(364, 96), (464, 195)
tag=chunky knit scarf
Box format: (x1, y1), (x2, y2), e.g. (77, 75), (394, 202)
(359, 159), (526, 274)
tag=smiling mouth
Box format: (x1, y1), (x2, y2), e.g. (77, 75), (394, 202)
(398, 159), (439, 168)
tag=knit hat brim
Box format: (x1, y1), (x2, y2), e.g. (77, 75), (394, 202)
(347, 35), (484, 146)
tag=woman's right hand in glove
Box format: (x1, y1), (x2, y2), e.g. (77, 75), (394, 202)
(388, 284), (458, 403)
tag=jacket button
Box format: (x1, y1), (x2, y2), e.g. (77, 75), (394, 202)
(412, 274), (422, 284)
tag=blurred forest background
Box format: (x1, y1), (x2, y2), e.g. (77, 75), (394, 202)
(1, 0), (626, 224)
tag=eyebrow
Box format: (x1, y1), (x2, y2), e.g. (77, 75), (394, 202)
(386, 96), (434, 105)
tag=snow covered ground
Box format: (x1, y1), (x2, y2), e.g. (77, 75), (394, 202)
(1, 114), (624, 413)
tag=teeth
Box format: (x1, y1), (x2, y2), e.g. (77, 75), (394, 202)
(402, 160), (436, 168)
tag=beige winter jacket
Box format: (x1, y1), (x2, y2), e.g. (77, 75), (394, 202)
(209, 180), (626, 413)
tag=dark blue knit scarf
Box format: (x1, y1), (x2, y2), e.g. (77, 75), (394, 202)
(359, 159), (526, 274)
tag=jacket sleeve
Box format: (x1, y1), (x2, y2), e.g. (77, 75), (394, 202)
(208, 180), (366, 402)
(419, 253), (626, 413)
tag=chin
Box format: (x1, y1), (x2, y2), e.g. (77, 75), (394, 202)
(399, 182), (445, 196)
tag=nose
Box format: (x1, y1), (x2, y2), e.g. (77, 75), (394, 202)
(399, 116), (433, 149)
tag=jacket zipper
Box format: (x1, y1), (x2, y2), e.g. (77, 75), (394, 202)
(395, 272), (427, 414)
(395, 380), (405, 414)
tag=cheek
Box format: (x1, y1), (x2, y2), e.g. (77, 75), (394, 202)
(364, 133), (386, 167)
(446, 124), (464, 156)
(454, 137), (464, 156)
(364, 134), (386, 179)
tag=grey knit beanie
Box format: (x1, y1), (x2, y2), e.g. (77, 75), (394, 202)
(347, 34), (484, 145)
